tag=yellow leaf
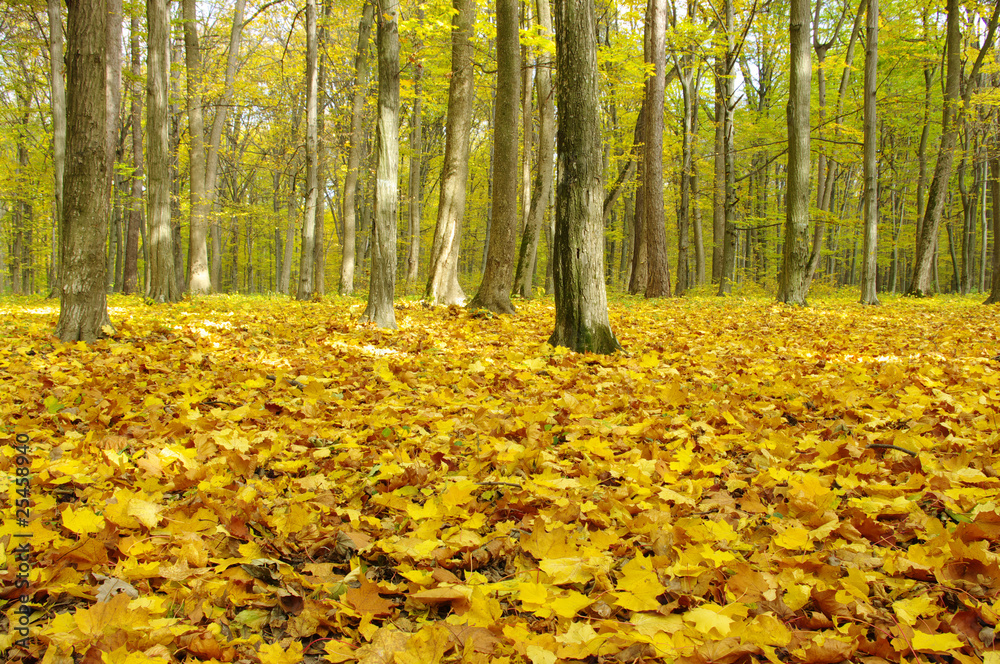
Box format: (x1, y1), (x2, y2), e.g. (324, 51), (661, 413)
(525, 645), (557, 664)
(62, 505), (105, 535)
(911, 630), (964, 653)
(258, 640), (303, 664)
(892, 595), (938, 625)
(773, 526), (812, 551)
(684, 604), (733, 637)
(550, 590), (593, 618)
(613, 553), (665, 612)
(518, 580), (548, 608)
(127, 499), (163, 529)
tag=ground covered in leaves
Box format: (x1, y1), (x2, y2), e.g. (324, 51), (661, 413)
(1, 293), (999, 664)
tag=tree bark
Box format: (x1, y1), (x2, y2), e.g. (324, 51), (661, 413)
(47, 0), (66, 297)
(340, 2), (374, 295)
(146, 0), (177, 303)
(716, 0), (736, 295)
(513, 0), (555, 299)
(57, 0), (112, 342)
(469, 0), (519, 314)
(361, 0), (399, 328)
(405, 8), (424, 294)
(297, 0), (319, 300)
(643, 0), (670, 298)
(909, 0), (999, 295)
(985, 157), (1000, 304)
(548, 0), (620, 353)
(425, 0), (476, 305)
(859, 0), (879, 305)
(776, 0), (811, 305)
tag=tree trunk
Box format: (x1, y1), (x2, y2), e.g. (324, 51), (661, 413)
(548, 0), (620, 353)
(986, 157), (1000, 304)
(643, 0), (670, 298)
(123, 11), (142, 294)
(340, 2), (374, 295)
(361, 0), (399, 328)
(716, 0), (736, 295)
(469, 0), (519, 314)
(281, 176), (296, 294)
(513, 0), (555, 299)
(859, 0), (879, 305)
(405, 8), (424, 294)
(146, 0), (177, 303)
(57, 0), (112, 341)
(909, 0), (999, 295)
(776, 0), (811, 305)
(676, 59), (694, 296)
(424, 0), (476, 305)
(47, 0), (66, 297)
(297, 0), (319, 300)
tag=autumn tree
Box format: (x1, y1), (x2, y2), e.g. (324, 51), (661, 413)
(46, 0), (66, 297)
(513, 0), (555, 299)
(548, 0), (621, 353)
(858, 0), (878, 305)
(361, 0), (399, 328)
(987, 156), (1000, 304)
(776, 0), (811, 305)
(340, 2), (374, 296)
(468, 0), (519, 314)
(297, 0), (319, 300)
(147, 0), (177, 302)
(56, 0), (112, 341)
(425, 0), (476, 306)
(642, 0), (670, 298)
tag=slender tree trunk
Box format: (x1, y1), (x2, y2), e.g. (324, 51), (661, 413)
(469, 0), (519, 313)
(146, 0), (177, 303)
(643, 0), (670, 298)
(859, 0), (878, 305)
(361, 0), (399, 328)
(986, 156), (1000, 303)
(123, 11), (142, 294)
(513, 0), (555, 299)
(776, 0), (811, 305)
(711, 37), (726, 283)
(340, 2), (374, 295)
(405, 8), (424, 294)
(677, 60), (694, 295)
(48, 0), (66, 298)
(314, 0), (331, 297)
(425, 0), (476, 305)
(549, 0), (620, 353)
(57, 0), (112, 341)
(716, 0), (736, 295)
(282, 176), (296, 293)
(297, 0), (320, 300)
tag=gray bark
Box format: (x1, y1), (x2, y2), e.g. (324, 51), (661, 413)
(405, 8), (424, 294)
(425, 0), (476, 305)
(469, 0), (519, 314)
(643, 0), (670, 298)
(340, 2), (374, 295)
(776, 0), (811, 305)
(548, 0), (620, 353)
(297, 0), (319, 300)
(859, 0), (878, 305)
(361, 0), (399, 328)
(146, 0), (177, 303)
(57, 0), (112, 341)
(513, 0), (555, 299)
(48, 0), (66, 296)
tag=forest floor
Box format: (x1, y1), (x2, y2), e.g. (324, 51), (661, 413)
(1, 292), (999, 664)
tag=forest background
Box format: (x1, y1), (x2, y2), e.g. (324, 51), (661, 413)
(0, 0), (998, 305)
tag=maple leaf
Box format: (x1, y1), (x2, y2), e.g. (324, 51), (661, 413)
(613, 553), (665, 611)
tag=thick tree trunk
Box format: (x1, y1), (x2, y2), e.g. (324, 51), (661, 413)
(340, 2), (374, 295)
(182, 0), (209, 294)
(469, 0), (519, 314)
(425, 0), (476, 305)
(57, 0), (112, 342)
(297, 0), (319, 300)
(776, 0), (811, 305)
(643, 0), (670, 298)
(146, 0), (177, 303)
(859, 0), (879, 305)
(361, 0), (399, 328)
(513, 0), (555, 299)
(548, 0), (620, 354)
